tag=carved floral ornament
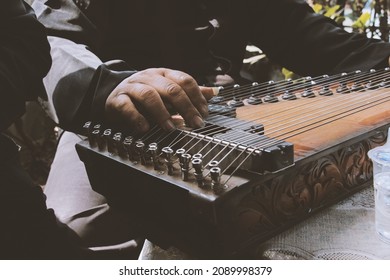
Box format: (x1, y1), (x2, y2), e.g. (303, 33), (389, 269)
(234, 129), (387, 239)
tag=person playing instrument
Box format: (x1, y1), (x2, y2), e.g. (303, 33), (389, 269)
(0, 0), (98, 258)
(29, 0), (390, 258)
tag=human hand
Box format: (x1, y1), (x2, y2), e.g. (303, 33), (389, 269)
(105, 68), (216, 133)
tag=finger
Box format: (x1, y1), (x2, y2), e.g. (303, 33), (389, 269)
(132, 70), (206, 128)
(105, 92), (150, 133)
(156, 75), (206, 128)
(163, 87), (217, 113)
(117, 83), (177, 132)
(124, 69), (206, 128)
(161, 69), (209, 118)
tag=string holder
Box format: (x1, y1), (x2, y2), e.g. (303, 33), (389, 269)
(247, 82), (263, 105)
(135, 141), (147, 165)
(112, 132), (125, 158)
(365, 69), (379, 90)
(148, 143), (160, 170)
(318, 75), (333, 96)
(192, 155), (204, 188)
(88, 124), (102, 148)
(379, 67), (390, 88)
(301, 76), (316, 98)
(83, 121), (92, 137)
(180, 153), (192, 181)
(176, 148), (189, 180)
(336, 72), (350, 94)
(101, 129), (113, 152)
(162, 147), (175, 175)
(229, 84), (245, 107)
(264, 80), (279, 103)
(282, 78), (297, 100)
(92, 129), (102, 150)
(123, 136), (134, 161)
(350, 70), (364, 92)
(210, 167), (223, 192)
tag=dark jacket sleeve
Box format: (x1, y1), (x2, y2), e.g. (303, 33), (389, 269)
(248, 0), (390, 76)
(0, 0), (93, 259)
(32, 0), (136, 133)
(32, 0), (390, 133)
(0, 0), (51, 131)
(41, 36), (135, 133)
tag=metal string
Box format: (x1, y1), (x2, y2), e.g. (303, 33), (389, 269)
(131, 68), (390, 186)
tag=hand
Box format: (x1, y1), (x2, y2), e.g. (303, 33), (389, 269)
(105, 68), (216, 133)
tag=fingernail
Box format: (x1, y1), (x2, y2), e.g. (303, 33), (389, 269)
(137, 119), (150, 133)
(212, 87), (220, 96)
(162, 119), (176, 131)
(200, 105), (209, 117)
(192, 115), (205, 128)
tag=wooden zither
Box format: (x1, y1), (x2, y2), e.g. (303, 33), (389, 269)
(76, 68), (390, 258)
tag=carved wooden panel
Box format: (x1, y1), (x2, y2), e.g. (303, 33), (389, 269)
(227, 130), (387, 252)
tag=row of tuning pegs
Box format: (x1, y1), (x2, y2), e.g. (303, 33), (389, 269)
(208, 68), (390, 106)
(82, 122), (223, 191)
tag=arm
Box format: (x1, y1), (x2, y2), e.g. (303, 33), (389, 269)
(0, 0), (51, 131)
(44, 36), (212, 134)
(33, 0), (213, 134)
(42, 35), (135, 133)
(248, 0), (390, 76)
(0, 0), (92, 259)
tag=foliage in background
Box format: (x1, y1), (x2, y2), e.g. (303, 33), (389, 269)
(312, 3), (346, 25)
(281, 0), (372, 79)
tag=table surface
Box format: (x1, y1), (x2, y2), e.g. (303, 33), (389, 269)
(139, 186), (390, 260)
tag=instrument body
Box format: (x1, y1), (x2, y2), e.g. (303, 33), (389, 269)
(76, 69), (390, 258)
